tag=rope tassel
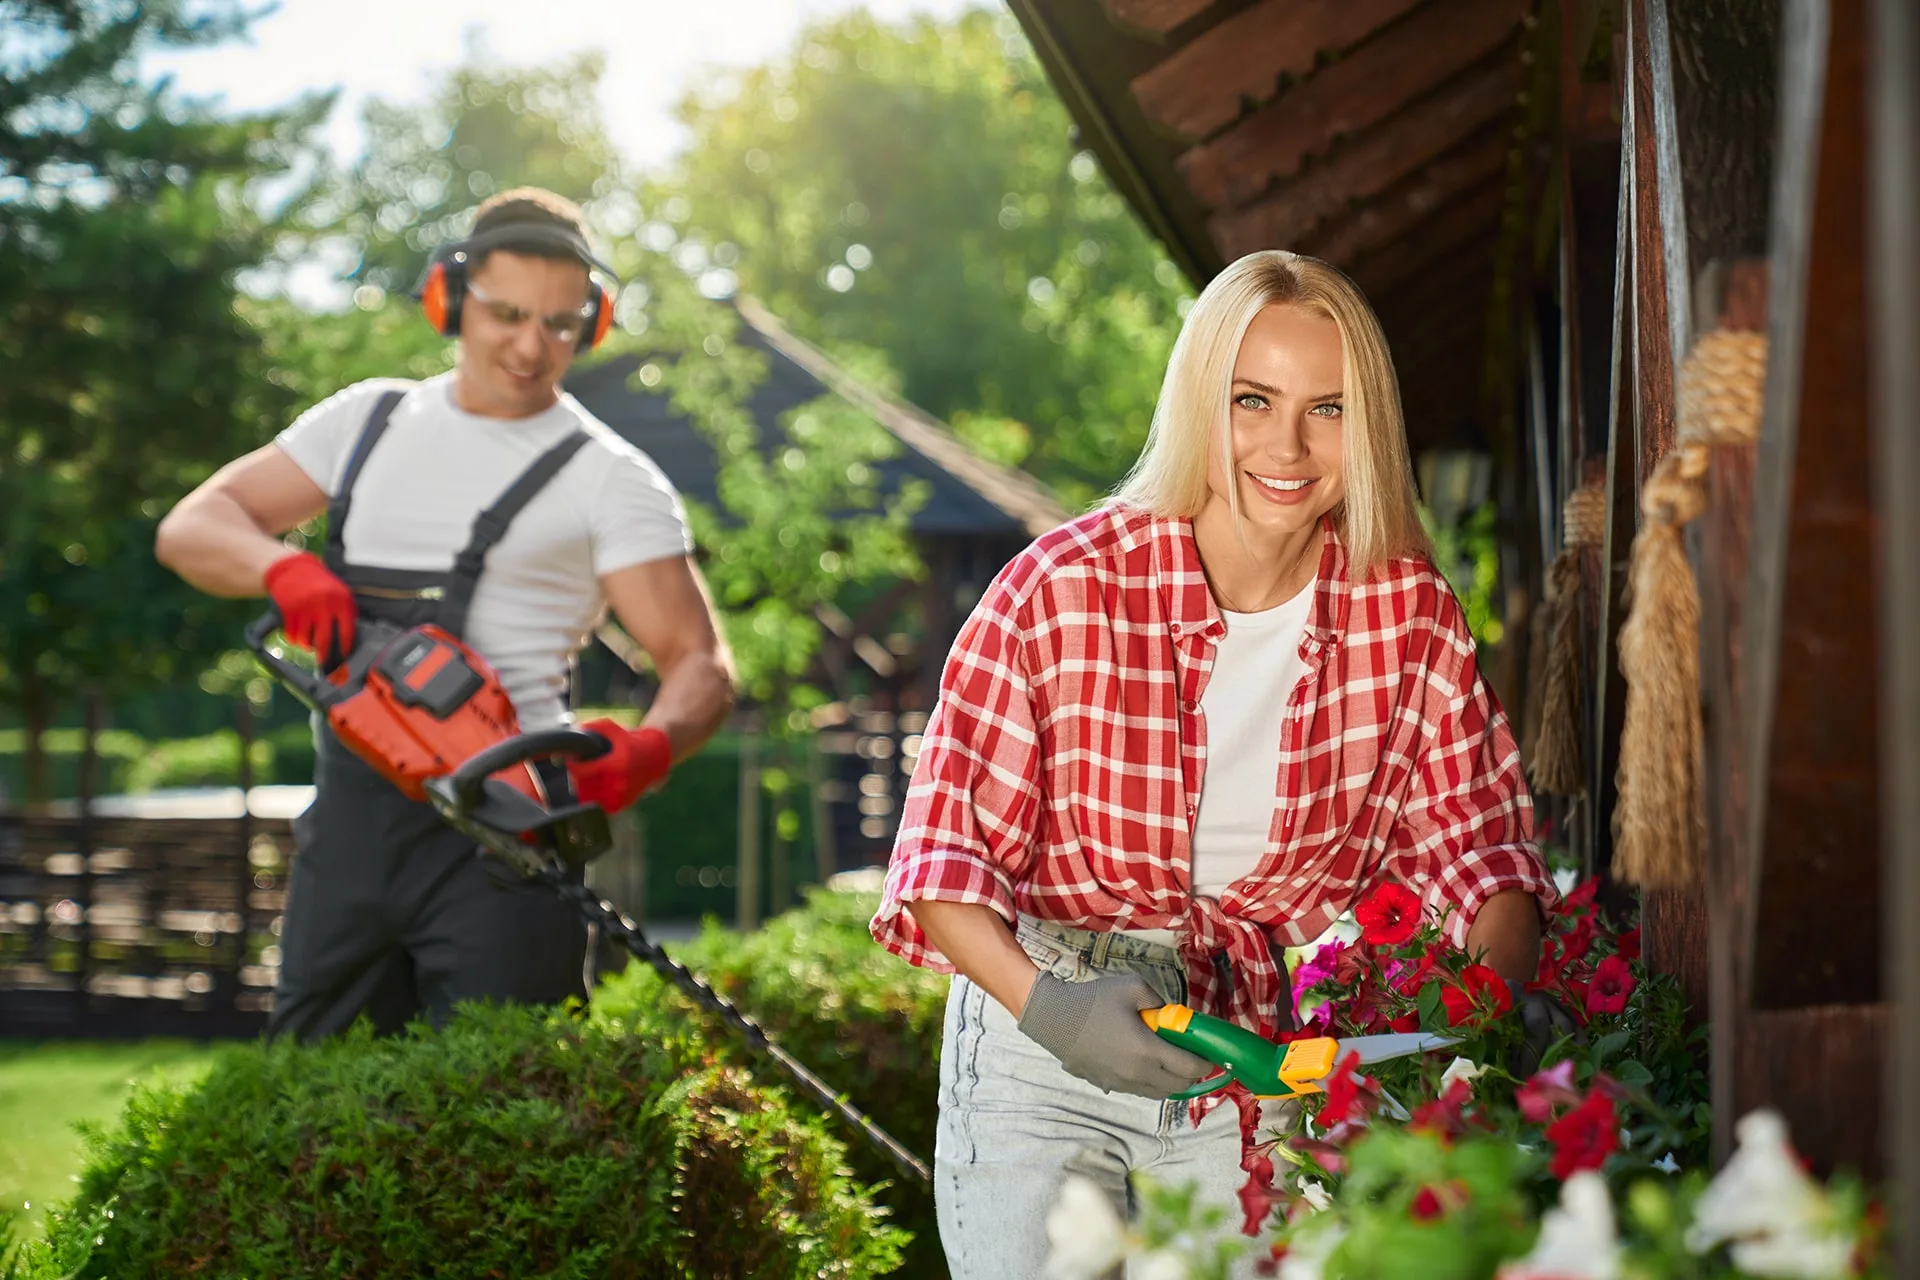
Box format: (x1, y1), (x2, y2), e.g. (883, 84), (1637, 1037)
(1528, 487), (1607, 796)
(1612, 330), (1767, 889)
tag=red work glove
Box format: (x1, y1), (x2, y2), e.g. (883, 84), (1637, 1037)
(568, 719), (672, 813)
(263, 552), (357, 668)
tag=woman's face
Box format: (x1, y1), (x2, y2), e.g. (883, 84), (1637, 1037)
(1203, 302), (1347, 543)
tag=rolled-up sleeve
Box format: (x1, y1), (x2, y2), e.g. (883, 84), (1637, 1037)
(1381, 595), (1559, 947)
(871, 574), (1044, 971)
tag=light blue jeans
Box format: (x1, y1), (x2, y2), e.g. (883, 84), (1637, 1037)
(935, 916), (1265, 1280)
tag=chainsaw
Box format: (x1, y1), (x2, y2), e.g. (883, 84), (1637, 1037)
(246, 610), (932, 1187)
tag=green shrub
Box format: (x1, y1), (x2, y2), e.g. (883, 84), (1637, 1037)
(594, 886), (950, 1278)
(11, 1002), (905, 1279)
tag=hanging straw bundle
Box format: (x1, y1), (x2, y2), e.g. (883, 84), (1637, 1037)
(1612, 329), (1768, 888)
(1525, 485), (1608, 795)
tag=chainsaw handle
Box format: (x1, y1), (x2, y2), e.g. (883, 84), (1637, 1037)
(245, 608), (337, 709)
(446, 728), (612, 808)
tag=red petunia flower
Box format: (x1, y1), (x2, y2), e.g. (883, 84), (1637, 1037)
(1564, 878), (1600, 909)
(1545, 1089), (1619, 1179)
(1408, 1078), (1474, 1142)
(1585, 954), (1637, 1016)
(1356, 882), (1423, 948)
(1319, 1054), (1378, 1129)
(1557, 912), (1598, 966)
(1617, 927), (1641, 961)
(1392, 952), (1438, 997)
(1409, 1179), (1469, 1221)
(1440, 964), (1514, 1027)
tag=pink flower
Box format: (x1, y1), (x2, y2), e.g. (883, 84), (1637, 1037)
(1518, 1060), (1583, 1124)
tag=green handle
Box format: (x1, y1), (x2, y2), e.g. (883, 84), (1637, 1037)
(1145, 1006), (1290, 1099)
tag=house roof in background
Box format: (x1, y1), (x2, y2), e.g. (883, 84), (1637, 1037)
(565, 297), (1068, 540)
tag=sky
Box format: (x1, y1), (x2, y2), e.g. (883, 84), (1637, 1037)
(139, 0), (980, 171)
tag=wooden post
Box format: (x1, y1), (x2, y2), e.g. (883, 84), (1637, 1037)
(232, 697), (255, 1011)
(736, 722), (761, 932)
(1869, 0), (1920, 1258)
(807, 735), (838, 883)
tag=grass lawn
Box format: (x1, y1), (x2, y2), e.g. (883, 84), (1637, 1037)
(0, 1040), (221, 1241)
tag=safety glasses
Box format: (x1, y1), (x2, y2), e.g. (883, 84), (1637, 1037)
(465, 279), (593, 345)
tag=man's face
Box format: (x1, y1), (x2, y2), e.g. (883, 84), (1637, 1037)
(452, 250), (593, 419)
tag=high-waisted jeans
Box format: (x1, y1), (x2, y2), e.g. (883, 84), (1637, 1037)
(934, 915), (1268, 1280)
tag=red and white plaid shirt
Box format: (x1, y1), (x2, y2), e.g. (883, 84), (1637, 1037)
(872, 503), (1556, 1048)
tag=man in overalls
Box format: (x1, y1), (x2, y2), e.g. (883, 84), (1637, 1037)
(156, 187), (737, 1040)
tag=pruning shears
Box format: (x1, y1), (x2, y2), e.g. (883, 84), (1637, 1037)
(1140, 1004), (1460, 1101)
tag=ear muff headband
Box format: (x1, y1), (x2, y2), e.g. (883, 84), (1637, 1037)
(417, 246), (613, 352)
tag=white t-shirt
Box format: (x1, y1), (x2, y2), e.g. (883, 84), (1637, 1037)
(1128, 580), (1315, 946)
(274, 373), (693, 731)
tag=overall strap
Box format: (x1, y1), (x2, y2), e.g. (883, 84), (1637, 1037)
(437, 430), (592, 640)
(322, 389), (408, 576)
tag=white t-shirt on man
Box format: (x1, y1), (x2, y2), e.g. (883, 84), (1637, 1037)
(274, 372), (693, 731)
(1127, 580), (1315, 946)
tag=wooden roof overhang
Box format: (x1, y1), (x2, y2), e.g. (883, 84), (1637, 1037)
(1006, 0), (1550, 457)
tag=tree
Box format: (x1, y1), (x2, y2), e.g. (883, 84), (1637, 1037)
(328, 44), (626, 296)
(0, 0), (327, 802)
(650, 8), (1192, 509)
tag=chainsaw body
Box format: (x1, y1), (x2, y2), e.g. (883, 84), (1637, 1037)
(247, 612), (613, 871)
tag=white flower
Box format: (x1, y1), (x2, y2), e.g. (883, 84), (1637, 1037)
(1044, 1175), (1129, 1280)
(1297, 1179), (1332, 1213)
(1132, 1249), (1190, 1280)
(1685, 1109), (1855, 1278)
(1498, 1172), (1619, 1279)
(1439, 1057), (1487, 1095)
(1277, 1220), (1345, 1280)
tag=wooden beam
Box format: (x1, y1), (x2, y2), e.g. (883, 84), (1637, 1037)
(1174, 0), (1527, 210)
(1869, 0), (1920, 1257)
(1129, 0), (1425, 141)
(1346, 184), (1510, 300)
(1294, 127), (1512, 267)
(1208, 57), (1520, 255)
(1099, 0), (1216, 39)
(1745, 0), (1878, 1012)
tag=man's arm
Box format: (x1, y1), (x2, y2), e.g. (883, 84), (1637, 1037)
(599, 555), (737, 762)
(156, 444), (330, 594)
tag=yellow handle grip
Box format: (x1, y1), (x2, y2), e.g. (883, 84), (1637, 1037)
(1139, 1004), (1195, 1033)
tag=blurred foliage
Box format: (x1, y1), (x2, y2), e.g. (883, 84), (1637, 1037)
(1423, 500), (1505, 648)
(651, 8), (1192, 510)
(0, 0), (329, 801)
(618, 258), (926, 726)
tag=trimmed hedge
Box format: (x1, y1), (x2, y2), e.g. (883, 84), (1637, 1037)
(593, 886), (951, 1279)
(9, 999), (906, 1279)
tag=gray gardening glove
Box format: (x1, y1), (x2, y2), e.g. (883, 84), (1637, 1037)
(1507, 980), (1585, 1078)
(1016, 971), (1217, 1099)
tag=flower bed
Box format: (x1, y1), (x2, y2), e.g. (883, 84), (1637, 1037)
(1047, 880), (1885, 1280)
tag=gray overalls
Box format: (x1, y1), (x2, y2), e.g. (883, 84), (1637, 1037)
(269, 389), (596, 1042)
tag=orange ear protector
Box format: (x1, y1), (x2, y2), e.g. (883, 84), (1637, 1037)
(418, 247), (615, 354)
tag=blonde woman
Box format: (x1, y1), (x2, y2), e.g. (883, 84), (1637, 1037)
(871, 251), (1560, 1277)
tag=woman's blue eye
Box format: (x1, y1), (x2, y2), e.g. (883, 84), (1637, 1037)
(1311, 402), (1344, 417)
(1235, 394), (1266, 410)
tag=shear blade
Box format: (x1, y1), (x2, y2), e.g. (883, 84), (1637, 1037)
(1337, 1032), (1460, 1066)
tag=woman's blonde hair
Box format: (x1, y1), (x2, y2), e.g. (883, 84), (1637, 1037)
(1115, 250), (1432, 579)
